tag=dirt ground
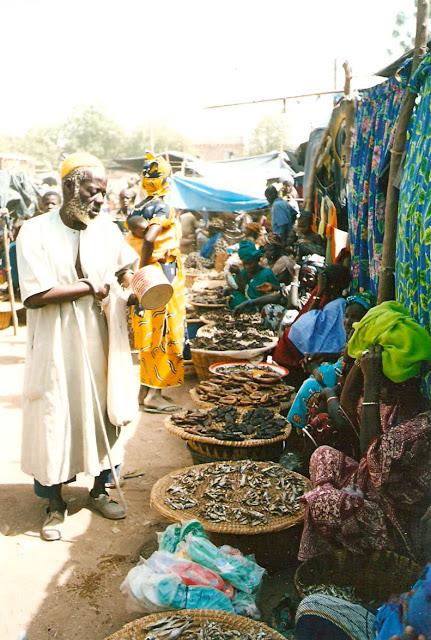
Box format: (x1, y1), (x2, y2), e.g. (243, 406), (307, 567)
(0, 326), (293, 640)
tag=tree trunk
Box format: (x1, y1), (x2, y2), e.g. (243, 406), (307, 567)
(377, 0), (430, 303)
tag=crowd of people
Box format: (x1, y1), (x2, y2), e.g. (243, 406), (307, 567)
(4, 151), (430, 639)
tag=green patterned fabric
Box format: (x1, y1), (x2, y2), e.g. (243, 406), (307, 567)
(396, 53), (431, 331)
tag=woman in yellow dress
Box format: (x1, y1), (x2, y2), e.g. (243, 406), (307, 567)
(128, 154), (185, 412)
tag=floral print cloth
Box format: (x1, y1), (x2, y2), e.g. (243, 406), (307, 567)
(348, 69), (409, 294)
(396, 54), (431, 332)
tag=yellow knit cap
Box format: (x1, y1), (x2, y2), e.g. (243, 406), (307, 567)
(60, 152), (105, 180)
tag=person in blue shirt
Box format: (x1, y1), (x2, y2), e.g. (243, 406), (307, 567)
(265, 185), (296, 241)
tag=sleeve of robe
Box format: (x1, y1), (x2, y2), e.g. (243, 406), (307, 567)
(16, 218), (57, 303)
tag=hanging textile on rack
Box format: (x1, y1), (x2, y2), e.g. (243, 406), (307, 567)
(348, 68), (409, 294)
(396, 53), (431, 332)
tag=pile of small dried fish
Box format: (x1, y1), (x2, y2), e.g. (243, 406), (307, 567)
(171, 406), (288, 441)
(164, 461), (308, 526)
(142, 615), (274, 639)
(193, 374), (294, 408)
(192, 324), (274, 351)
(190, 287), (227, 306)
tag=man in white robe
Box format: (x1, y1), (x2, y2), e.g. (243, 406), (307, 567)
(16, 152), (138, 540)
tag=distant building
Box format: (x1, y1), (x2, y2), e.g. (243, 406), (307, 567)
(191, 140), (245, 161)
(0, 153), (37, 175)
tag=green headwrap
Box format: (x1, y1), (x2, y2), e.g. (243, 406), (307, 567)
(348, 301), (431, 382)
(238, 240), (264, 262)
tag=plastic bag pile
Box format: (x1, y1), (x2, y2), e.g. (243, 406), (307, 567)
(120, 520), (266, 619)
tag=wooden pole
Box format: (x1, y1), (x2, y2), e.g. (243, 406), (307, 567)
(377, 0), (429, 303)
(342, 61), (355, 179)
(1, 214), (19, 335)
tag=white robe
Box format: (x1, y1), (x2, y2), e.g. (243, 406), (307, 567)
(16, 210), (138, 486)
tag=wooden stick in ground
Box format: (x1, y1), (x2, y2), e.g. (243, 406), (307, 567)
(378, 0), (430, 303)
(2, 217), (19, 335)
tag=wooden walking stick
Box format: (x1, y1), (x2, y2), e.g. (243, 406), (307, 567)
(378, 0), (430, 303)
(1, 209), (19, 335)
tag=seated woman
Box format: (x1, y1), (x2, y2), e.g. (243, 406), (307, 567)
(288, 211), (326, 261)
(263, 233), (296, 284)
(233, 255), (324, 335)
(298, 302), (431, 563)
(228, 240), (280, 309)
(287, 293), (375, 448)
(272, 264), (351, 387)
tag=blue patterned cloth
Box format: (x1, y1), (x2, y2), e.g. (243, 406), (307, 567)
(348, 68), (409, 295)
(396, 53), (431, 333)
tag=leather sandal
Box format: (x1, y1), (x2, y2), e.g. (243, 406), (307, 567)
(41, 508), (66, 541)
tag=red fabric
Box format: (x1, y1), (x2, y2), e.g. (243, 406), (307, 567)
(298, 411), (431, 561)
(272, 290), (329, 369)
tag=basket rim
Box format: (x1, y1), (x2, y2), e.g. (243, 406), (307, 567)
(150, 461), (310, 535)
(294, 550), (421, 600)
(104, 608), (287, 640)
(191, 302), (227, 310)
(164, 413), (292, 448)
(208, 360), (289, 377)
(190, 339), (278, 357)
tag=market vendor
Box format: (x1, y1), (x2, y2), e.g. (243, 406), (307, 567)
(16, 152), (139, 541)
(272, 264), (351, 387)
(228, 240), (280, 309)
(129, 153), (186, 413)
(289, 211), (326, 261)
(298, 302), (431, 564)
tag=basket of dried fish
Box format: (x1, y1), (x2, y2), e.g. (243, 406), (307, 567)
(105, 609), (287, 640)
(165, 407), (292, 462)
(151, 461), (309, 533)
(190, 344), (277, 381)
(209, 361), (289, 379)
(190, 287), (228, 312)
(294, 550), (420, 606)
(190, 374), (294, 411)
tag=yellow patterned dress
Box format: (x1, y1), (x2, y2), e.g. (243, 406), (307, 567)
(129, 208), (185, 389)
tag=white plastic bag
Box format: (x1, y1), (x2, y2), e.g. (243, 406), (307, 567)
(103, 283), (139, 426)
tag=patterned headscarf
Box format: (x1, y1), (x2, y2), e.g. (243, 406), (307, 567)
(346, 291), (376, 311)
(141, 153), (171, 197)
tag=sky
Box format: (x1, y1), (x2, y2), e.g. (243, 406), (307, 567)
(1, 0), (417, 145)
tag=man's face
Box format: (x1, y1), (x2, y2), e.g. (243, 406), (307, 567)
(64, 170), (107, 227)
(119, 189), (135, 209)
(40, 194), (60, 213)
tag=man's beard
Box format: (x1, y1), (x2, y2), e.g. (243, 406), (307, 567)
(64, 193), (97, 227)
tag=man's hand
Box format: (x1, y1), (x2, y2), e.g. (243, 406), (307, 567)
(92, 283), (110, 300)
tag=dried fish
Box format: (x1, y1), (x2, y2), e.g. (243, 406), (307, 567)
(163, 461), (309, 527)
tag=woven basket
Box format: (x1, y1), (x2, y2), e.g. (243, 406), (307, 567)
(150, 462), (310, 536)
(105, 609), (287, 640)
(165, 415), (291, 449)
(295, 550), (420, 605)
(190, 342), (277, 381)
(0, 310), (12, 330)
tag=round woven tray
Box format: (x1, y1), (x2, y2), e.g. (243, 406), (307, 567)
(192, 301), (227, 311)
(105, 609), (286, 640)
(189, 386), (283, 412)
(150, 462), (310, 535)
(295, 549), (420, 605)
(164, 415), (291, 448)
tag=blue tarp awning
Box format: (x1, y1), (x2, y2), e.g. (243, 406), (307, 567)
(169, 175), (267, 212)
